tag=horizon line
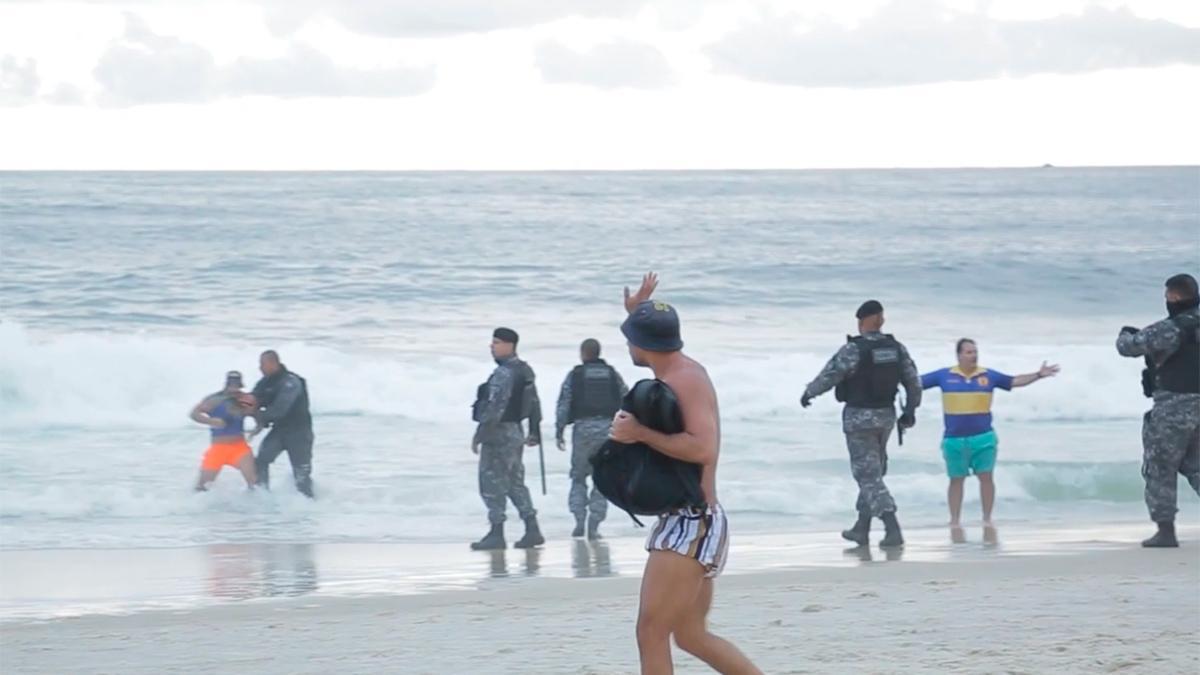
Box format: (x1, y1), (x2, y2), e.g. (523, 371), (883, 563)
(1, 163), (1197, 173)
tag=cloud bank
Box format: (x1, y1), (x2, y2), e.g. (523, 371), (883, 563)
(706, 4), (1200, 88)
(261, 0), (648, 37)
(0, 55), (40, 105)
(94, 14), (434, 106)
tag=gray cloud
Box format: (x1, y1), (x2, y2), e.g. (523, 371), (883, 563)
(262, 0), (648, 37)
(94, 14), (218, 105)
(706, 3), (1200, 88)
(0, 55), (40, 105)
(92, 14), (434, 106)
(536, 39), (674, 89)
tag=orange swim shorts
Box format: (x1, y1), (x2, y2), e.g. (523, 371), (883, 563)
(201, 438), (251, 471)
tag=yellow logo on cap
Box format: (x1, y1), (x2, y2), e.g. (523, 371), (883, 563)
(653, 301), (672, 312)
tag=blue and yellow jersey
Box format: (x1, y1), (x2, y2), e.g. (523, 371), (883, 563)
(920, 367), (1014, 438)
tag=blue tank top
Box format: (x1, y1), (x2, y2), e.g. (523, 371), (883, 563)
(210, 397), (245, 440)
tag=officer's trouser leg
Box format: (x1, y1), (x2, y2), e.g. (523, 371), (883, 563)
(847, 428), (897, 517)
(479, 443), (512, 525)
(504, 443), (537, 521)
(1142, 408), (1193, 522)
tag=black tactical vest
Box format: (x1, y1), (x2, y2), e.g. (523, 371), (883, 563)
(473, 359), (536, 423)
(568, 361), (622, 422)
(254, 370), (312, 429)
(834, 334), (903, 409)
(1156, 313), (1200, 394)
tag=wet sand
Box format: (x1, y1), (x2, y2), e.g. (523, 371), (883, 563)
(2, 523), (1197, 673)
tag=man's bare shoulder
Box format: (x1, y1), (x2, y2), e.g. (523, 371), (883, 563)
(661, 357), (715, 397)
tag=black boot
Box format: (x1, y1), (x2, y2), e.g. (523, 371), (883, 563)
(572, 517), (586, 539)
(1142, 521), (1178, 548)
(470, 523), (505, 551)
(879, 512), (904, 549)
(587, 516), (603, 541)
(514, 516), (545, 549)
(841, 511), (871, 547)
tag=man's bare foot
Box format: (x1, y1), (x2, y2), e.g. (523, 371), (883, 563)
(982, 523), (999, 546)
(950, 525), (967, 544)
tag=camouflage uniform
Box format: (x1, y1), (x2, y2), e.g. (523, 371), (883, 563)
(804, 332), (922, 517)
(474, 356), (541, 525)
(556, 369), (629, 524)
(1117, 308), (1200, 522)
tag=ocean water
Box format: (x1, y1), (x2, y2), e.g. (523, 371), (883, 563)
(1, 168), (1198, 552)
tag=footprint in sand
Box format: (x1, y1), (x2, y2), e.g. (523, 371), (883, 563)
(801, 604), (826, 613)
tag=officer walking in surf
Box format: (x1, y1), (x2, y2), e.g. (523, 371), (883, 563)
(556, 338), (628, 540)
(801, 300), (922, 549)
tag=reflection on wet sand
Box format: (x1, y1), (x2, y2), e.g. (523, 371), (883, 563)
(483, 548), (543, 578)
(843, 545), (905, 563)
(570, 540), (615, 578)
(206, 543), (319, 601)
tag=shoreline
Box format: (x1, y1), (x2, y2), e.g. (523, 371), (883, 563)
(1, 520), (1193, 622)
(3, 539), (1196, 674)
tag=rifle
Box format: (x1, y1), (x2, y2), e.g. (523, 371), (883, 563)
(897, 391), (906, 447)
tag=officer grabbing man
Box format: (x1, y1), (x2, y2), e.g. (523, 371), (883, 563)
(470, 327), (545, 551)
(801, 300), (922, 549)
(1117, 273), (1200, 548)
(556, 338), (628, 540)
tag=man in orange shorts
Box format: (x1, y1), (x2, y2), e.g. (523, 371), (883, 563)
(191, 371), (257, 491)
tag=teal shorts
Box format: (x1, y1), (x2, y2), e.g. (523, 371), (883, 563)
(941, 430), (998, 478)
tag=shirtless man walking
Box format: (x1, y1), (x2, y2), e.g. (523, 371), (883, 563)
(609, 273), (761, 675)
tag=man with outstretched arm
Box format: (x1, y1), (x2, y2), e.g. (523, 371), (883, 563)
(921, 338), (1059, 541)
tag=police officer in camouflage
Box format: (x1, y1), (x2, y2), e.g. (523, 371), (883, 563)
(556, 338), (628, 540)
(801, 300), (922, 549)
(1117, 274), (1200, 548)
(470, 327), (545, 551)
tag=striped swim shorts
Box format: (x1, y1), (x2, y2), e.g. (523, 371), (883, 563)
(644, 503), (729, 578)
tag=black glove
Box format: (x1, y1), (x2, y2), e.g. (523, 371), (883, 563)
(1121, 325), (1140, 335)
(898, 411), (916, 429)
(800, 393), (813, 408)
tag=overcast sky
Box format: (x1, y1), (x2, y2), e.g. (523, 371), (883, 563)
(1, 0), (1197, 169)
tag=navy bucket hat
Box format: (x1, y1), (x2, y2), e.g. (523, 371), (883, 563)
(621, 301), (683, 352)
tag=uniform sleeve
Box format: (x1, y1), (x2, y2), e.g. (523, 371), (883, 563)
(899, 344), (922, 410)
(259, 375), (302, 424)
(477, 366), (514, 427)
(1116, 318), (1181, 361)
(989, 370), (1015, 391)
(555, 373), (573, 438)
(804, 343), (859, 399)
(920, 369), (944, 390)
(614, 370), (630, 398)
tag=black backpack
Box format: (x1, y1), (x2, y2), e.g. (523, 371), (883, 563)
(590, 379), (706, 526)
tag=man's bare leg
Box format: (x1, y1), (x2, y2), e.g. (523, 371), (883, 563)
(947, 477), (966, 525)
(236, 453), (258, 489)
(636, 551), (704, 675)
(978, 472), (996, 524)
(674, 578), (762, 674)
(195, 469), (219, 491)
(948, 477), (967, 542)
